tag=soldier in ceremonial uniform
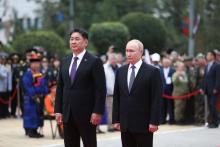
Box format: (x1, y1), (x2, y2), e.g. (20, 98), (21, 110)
(22, 53), (48, 138)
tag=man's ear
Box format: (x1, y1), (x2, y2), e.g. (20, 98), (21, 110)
(85, 39), (89, 47)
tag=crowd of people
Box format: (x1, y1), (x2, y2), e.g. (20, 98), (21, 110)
(0, 38), (220, 140)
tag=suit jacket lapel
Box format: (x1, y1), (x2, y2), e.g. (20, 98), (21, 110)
(161, 68), (166, 82)
(71, 51), (89, 86)
(122, 64), (129, 94)
(209, 62), (216, 73)
(65, 55), (72, 87)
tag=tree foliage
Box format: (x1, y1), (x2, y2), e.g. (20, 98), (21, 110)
(12, 31), (66, 56)
(121, 12), (167, 53)
(89, 22), (130, 54)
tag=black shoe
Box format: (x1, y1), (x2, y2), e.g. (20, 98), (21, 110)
(176, 120), (186, 125)
(168, 120), (176, 125)
(28, 129), (44, 138)
(159, 120), (167, 125)
(96, 129), (105, 134)
(25, 129), (30, 136)
(108, 128), (115, 132)
(208, 124), (219, 128)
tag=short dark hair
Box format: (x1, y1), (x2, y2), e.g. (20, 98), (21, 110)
(69, 28), (88, 39)
(208, 50), (217, 58)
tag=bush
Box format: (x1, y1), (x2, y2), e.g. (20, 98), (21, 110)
(89, 22), (130, 55)
(121, 12), (167, 53)
(12, 31), (66, 56)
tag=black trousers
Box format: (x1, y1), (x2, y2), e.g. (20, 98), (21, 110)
(63, 113), (97, 147)
(0, 92), (10, 118)
(160, 98), (175, 123)
(10, 89), (17, 116)
(121, 131), (153, 147)
(207, 94), (219, 125)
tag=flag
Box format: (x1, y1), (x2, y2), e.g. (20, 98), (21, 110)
(193, 15), (201, 36)
(180, 16), (189, 37)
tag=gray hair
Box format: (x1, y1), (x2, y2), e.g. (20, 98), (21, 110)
(128, 39), (144, 52)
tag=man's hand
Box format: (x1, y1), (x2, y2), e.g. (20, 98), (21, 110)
(55, 113), (63, 125)
(213, 89), (218, 95)
(148, 124), (158, 133)
(90, 113), (102, 125)
(200, 89), (204, 94)
(114, 123), (120, 131)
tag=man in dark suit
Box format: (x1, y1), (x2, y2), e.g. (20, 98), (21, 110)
(55, 28), (106, 147)
(112, 39), (162, 147)
(160, 57), (175, 124)
(203, 51), (220, 128)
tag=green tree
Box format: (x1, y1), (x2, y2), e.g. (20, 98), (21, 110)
(41, 0), (156, 31)
(12, 31), (66, 56)
(121, 12), (167, 53)
(195, 0), (220, 52)
(89, 22), (130, 54)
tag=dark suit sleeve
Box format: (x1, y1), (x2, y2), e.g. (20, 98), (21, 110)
(92, 58), (106, 115)
(149, 68), (163, 125)
(55, 59), (64, 114)
(214, 64), (220, 92)
(112, 70), (120, 123)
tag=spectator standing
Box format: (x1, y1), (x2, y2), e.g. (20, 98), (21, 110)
(0, 55), (12, 118)
(160, 57), (175, 124)
(104, 53), (119, 132)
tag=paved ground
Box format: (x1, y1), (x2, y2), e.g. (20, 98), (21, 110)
(0, 118), (218, 147)
(50, 127), (220, 147)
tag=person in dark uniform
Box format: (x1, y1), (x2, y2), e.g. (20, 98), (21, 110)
(10, 53), (21, 117)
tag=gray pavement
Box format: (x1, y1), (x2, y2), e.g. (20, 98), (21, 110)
(1, 118), (219, 147)
(45, 127), (220, 147)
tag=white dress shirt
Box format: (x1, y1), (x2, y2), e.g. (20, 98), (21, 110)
(163, 67), (172, 84)
(104, 62), (116, 95)
(69, 49), (86, 76)
(127, 59), (143, 87)
(207, 61), (214, 73)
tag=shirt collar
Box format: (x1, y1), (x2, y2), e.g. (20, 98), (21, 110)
(164, 67), (170, 70)
(129, 59), (143, 69)
(208, 61), (214, 65)
(72, 49), (86, 61)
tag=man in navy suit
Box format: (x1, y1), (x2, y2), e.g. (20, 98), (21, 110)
(160, 57), (175, 124)
(113, 39), (162, 147)
(203, 51), (220, 128)
(55, 28), (106, 147)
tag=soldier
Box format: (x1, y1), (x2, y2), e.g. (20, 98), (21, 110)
(194, 53), (206, 124)
(172, 62), (189, 124)
(41, 57), (54, 86)
(184, 57), (197, 124)
(10, 53), (20, 117)
(22, 53), (48, 138)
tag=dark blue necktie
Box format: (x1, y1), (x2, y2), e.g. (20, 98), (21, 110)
(70, 56), (78, 83)
(128, 65), (136, 92)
